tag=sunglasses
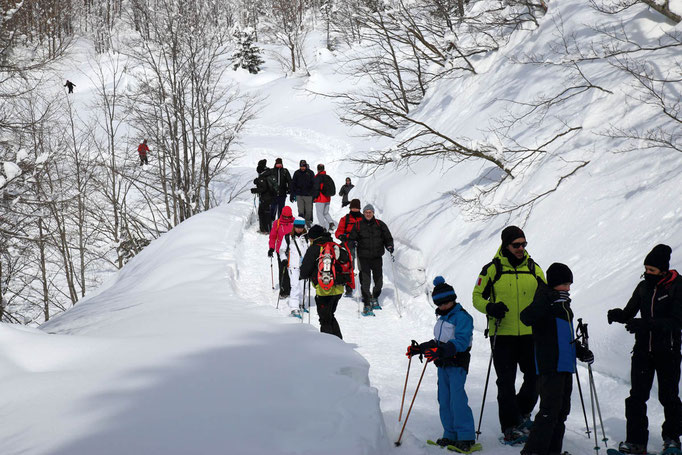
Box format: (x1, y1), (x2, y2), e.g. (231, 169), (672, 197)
(510, 241), (528, 249)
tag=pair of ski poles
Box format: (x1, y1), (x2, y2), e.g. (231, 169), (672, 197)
(395, 341), (430, 447)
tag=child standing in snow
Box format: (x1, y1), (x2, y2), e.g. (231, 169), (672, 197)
(268, 206), (295, 298)
(407, 276), (478, 453)
(281, 218), (309, 318)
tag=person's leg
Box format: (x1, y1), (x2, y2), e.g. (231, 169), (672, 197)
(323, 203), (334, 228)
(523, 373), (567, 454)
(517, 334), (539, 417)
(656, 352), (682, 442)
(328, 294), (342, 339)
(288, 268), (302, 311)
(315, 203), (328, 229)
(548, 373), (572, 454)
(438, 367), (456, 440)
(304, 196), (313, 226)
(370, 257), (384, 299)
(358, 257), (371, 304)
(316, 294), (342, 338)
(448, 367), (476, 441)
(270, 201), (278, 223)
(492, 336), (522, 432)
(279, 257), (291, 296)
(625, 351), (655, 446)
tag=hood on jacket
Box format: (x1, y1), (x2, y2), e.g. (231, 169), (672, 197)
(257, 159), (267, 174)
(281, 206), (293, 219)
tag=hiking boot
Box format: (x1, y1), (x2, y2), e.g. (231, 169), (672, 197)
(618, 441), (648, 454)
(435, 438), (457, 447)
(290, 309), (302, 319)
(370, 297), (382, 310)
(362, 305), (375, 316)
(503, 427), (528, 445)
(518, 413), (533, 434)
(448, 440), (475, 451)
(663, 438), (682, 454)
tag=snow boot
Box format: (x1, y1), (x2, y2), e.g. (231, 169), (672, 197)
(446, 440), (481, 453)
(290, 309), (302, 319)
(370, 297), (382, 310)
(501, 427), (528, 445)
(519, 413), (533, 434)
(362, 305), (375, 316)
(663, 438), (682, 454)
(616, 441), (648, 454)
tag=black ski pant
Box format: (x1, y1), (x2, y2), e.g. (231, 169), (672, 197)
(139, 154), (148, 166)
(277, 257), (291, 296)
(344, 242), (357, 295)
(492, 334), (538, 432)
(358, 256), (383, 304)
(522, 372), (572, 455)
(270, 195), (286, 221)
(625, 350), (682, 445)
(258, 199), (272, 233)
(316, 294), (342, 339)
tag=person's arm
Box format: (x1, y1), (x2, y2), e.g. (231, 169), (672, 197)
(268, 223), (277, 250)
(448, 310), (474, 353)
(335, 217), (346, 240)
(380, 221), (394, 251)
(472, 263), (496, 315)
(348, 222), (359, 242)
(311, 176), (320, 200)
(299, 245), (318, 281)
(520, 286), (550, 327)
(622, 285), (642, 320)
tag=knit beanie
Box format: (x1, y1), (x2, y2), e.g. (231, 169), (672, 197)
(308, 225), (325, 240)
(275, 157), (283, 166)
(432, 276), (457, 306)
(300, 159), (307, 167)
(501, 225), (526, 247)
(350, 199), (361, 210)
(363, 204), (375, 213)
(281, 206), (293, 218)
(644, 244), (672, 272)
(547, 263), (573, 288)
(293, 217), (306, 227)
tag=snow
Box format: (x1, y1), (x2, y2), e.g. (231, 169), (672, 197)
(3, 161), (21, 181)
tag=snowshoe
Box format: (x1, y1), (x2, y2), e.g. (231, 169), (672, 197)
(663, 438), (682, 455)
(519, 413), (533, 434)
(290, 310), (302, 319)
(370, 297), (382, 310)
(362, 306), (375, 317)
(500, 427), (528, 446)
(344, 290), (354, 297)
(427, 438), (456, 448)
(446, 441), (482, 454)
(607, 441), (650, 455)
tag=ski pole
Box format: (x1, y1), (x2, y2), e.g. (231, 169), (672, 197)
(399, 341), (419, 422)
(395, 359), (430, 446)
(390, 253), (403, 318)
(476, 318), (501, 440)
(588, 365), (608, 447)
(270, 256), (275, 289)
(308, 279), (311, 324)
(579, 319), (608, 448)
(574, 363), (592, 439)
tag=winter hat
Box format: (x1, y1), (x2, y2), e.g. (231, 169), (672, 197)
(363, 204), (375, 213)
(293, 217), (306, 227)
(350, 199), (361, 210)
(644, 244), (672, 272)
(501, 225), (526, 247)
(317, 163), (325, 172)
(432, 276), (457, 306)
(299, 159), (307, 167)
(275, 158), (283, 166)
(547, 263), (573, 288)
(308, 225), (325, 240)
(257, 159), (267, 173)
(281, 206), (293, 219)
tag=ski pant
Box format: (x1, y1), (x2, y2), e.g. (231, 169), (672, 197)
(258, 199), (272, 233)
(345, 242), (357, 295)
(139, 153), (148, 166)
(277, 257), (291, 296)
(358, 256), (383, 304)
(315, 294), (342, 339)
(315, 202), (334, 230)
(297, 196), (314, 227)
(491, 335), (538, 432)
(522, 372), (572, 455)
(625, 350), (682, 445)
(287, 267), (303, 310)
(438, 366), (476, 441)
(270, 195), (287, 221)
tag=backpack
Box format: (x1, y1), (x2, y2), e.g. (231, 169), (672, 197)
(321, 175), (336, 197)
(317, 241), (353, 290)
(481, 257), (539, 303)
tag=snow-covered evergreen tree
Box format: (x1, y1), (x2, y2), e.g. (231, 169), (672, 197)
(232, 29), (265, 74)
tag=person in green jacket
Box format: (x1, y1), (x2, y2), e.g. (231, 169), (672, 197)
(472, 225), (546, 445)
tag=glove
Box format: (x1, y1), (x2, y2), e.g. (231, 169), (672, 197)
(424, 347), (439, 362)
(625, 318), (649, 334)
(406, 340), (422, 358)
(486, 301), (509, 319)
(268, 248), (274, 257)
(607, 308), (626, 324)
(290, 194), (296, 202)
(576, 345), (594, 364)
(338, 234), (348, 242)
(387, 245), (394, 254)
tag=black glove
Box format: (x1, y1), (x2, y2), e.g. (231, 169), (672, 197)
(607, 308), (626, 324)
(625, 318), (649, 334)
(268, 248), (274, 257)
(418, 340), (437, 352)
(486, 301), (509, 319)
(290, 194), (296, 203)
(338, 234), (347, 242)
(406, 340), (422, 358)
(576, 345), (594, 364)
(387, 245), (394, 254)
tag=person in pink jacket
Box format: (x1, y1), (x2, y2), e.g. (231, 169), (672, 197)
(268, 206), (295, 297)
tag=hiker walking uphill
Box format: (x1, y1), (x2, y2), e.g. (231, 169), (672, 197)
(338, 178), (354, 208)
(311, 164), (336, 230)
(291, 160), (315, 228)
(299, 225), (347, 339)
(268, 158), (291, 221)
(519, 263), (594, 455)
(268, 206), (295, 298)
(335, 199), (363, 296)
(64, 80), (75, 94)
(252, 159), (274, 233)
(138, 139), (150, 166)
(406, 277), (479, 453)
(472, 225), (545, 445)
(348, 204), (394, 316)
(607, 244), (682, 455)
(281, 218), (309, 319)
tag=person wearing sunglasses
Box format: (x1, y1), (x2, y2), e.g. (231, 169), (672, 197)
(472, 225), (546, 445)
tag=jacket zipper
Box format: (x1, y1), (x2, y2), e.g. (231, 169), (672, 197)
(650, 286), (657, 352)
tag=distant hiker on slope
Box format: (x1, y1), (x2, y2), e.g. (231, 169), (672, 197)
(607, 244), (682, 455)
(138, 139), (150, 166)
(338, 177), (354, 208)
(291, 159), (315, 228)
(335, 198), (363, 297)
(311, 163), (336, 231)
(252, 159), (274, 233)
(348, 204), (393, 316)
(407, 276), (478, 453)
(281, 217), (309, 319)
(64, 80), (76, 94)
(299, 225), (346, 339)
(268, 206), (295, 298)
(268, 158), (291, 221)
(472, 225), (546, 445)
(519, 263), (594, 455)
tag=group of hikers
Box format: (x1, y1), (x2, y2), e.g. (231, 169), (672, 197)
(252, 159), (681, 455)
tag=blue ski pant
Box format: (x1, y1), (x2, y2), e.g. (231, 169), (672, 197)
(438, 366), (475, 441)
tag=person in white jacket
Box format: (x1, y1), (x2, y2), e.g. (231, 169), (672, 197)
(280, 217), (309, 318)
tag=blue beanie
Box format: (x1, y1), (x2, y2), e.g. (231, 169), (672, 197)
(432, 276), (456, 305)
(293, 217), (306, 227)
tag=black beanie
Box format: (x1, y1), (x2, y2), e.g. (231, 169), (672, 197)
(547, 263), (573, 288)
(300, 159), (307, 167)
(432, 276), (457, 305)
(275, 157), (283, 165)
(501, 225), (526, 247)
(350, 199), (361, 210)
(257, 159), (267, 173)
(644, 244), (672, 272)
(308, 225), (325, 240)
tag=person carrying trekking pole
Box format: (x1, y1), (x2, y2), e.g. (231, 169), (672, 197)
(472, 225), (545, 445)
(335, 198), (363, 297)
(281, 218), (309, 319)
(268, 206), (295, 298)
(406, 276), (479, 453)
(607, 244), (682, 455)
(519, 263), (594, 455)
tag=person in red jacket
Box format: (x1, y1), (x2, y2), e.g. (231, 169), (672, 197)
(268, 206), (294, 297)
(311, 164), (336, 230)
(335, 199), (363, 296)
(138, 139), (150, 166)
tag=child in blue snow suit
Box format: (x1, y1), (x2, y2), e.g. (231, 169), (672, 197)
(407, 276), (477, 452)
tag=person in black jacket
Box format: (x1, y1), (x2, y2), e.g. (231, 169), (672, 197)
(348, 204), (394, 315)
(338, 178), (354, 207)
(520, 263), (594, 455)
(607, 244), (682, 455)
(252, 159), (274, 233)
(291, 160), (315, 228)
(268, 158), (292, 220)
